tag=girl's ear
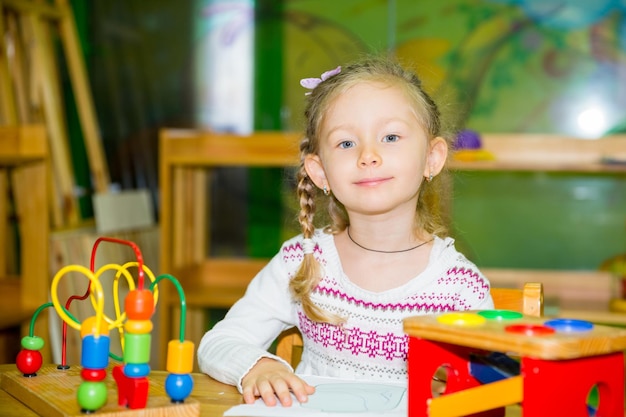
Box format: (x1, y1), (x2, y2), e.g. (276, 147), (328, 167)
(424, 136), (448, 178)
(304, 154), (327, 189)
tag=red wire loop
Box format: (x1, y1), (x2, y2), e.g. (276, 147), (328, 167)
(60, 237), (145, 367)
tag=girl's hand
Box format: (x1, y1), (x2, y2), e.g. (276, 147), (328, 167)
(241, 357), (316, 407)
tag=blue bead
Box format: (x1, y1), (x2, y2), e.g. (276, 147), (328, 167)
(81, 335), (110, 369)
(124, 363), (151, 377)
(165, 373), (193, 402)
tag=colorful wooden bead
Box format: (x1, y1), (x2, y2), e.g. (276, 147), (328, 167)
(81, 367), (107, 382)
(124, 319), (153, 334)
(77, 381), (107, 412)
(124, 363), (151, 378)
(16, 349), (43, 376)
(123, 333), (151, 364)
(165, 373), (194, 403)
(20, 335), (45, 351)
(81, 335), (110, 369)
(125, 289), (154, 320)
(166, 340), (195, 374)
(80, 315), (109, 339)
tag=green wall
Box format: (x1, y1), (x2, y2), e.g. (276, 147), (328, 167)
(452, 171), (626, 269)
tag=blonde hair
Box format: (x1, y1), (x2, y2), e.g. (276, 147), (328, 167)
(290, 56), (450, 324)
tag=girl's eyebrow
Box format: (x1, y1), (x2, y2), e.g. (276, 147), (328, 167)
(326, 121), (355, 132)
(327, 117), (409, 133)
(323, 124), (356, 138)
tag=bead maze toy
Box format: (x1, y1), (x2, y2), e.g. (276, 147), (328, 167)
(403, 310), (626, 417)
(0, 237), (199, 417)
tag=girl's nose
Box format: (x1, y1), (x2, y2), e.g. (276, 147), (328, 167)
(358, 144), (381, 166)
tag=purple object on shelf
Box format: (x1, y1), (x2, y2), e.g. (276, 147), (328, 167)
(455, 129), (482, 150)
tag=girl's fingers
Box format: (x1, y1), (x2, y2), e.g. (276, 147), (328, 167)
(241, 359), (316, 407)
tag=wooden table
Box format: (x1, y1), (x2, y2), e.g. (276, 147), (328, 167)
(0, 364), (243, 417)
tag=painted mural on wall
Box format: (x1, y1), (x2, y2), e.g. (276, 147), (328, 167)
(285, 0), (626, 138)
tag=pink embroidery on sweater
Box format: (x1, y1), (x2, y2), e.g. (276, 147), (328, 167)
(281, 241), (326, 266)
(298, 313), (407, 361)
(313, 285), (456, 312)
(442, 266), (490, 295)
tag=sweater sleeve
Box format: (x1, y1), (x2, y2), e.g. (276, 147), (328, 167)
(439, 237), (495, 311)
(470, 276), (495, 310)
(196, 251), (296, 391)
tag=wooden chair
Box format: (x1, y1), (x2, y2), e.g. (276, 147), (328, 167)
(275, 282), (544, 368)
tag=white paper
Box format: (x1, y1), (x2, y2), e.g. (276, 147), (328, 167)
(224, 375), (407, 417)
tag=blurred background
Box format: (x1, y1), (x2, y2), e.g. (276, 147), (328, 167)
(82, 0), (625, 269)
(1, 0), (626, 364)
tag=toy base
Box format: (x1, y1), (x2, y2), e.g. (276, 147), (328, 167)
(0, 365), (200, 417)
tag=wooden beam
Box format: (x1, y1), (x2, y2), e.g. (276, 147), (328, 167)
(2, 0), (64, 19)
(55, 0), (110, 193)
(0, 171), (7, 276)
(26, 13), (79, 227)
(0, 7), (18, 124)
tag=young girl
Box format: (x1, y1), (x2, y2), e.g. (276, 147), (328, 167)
(197, 56), (493, 407)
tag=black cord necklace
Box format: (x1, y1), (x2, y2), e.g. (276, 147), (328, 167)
(346, 227), (433, 254)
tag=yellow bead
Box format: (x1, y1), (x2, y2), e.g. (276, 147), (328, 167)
(166, 340), (195, 374)
(124, 320), (153, 334)
(81, 316), (109, 339)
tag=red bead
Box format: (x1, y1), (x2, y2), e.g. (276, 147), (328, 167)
(16, 349), (43, 376)
(125, 289), (154, 320)
(81, 367), (107, 382)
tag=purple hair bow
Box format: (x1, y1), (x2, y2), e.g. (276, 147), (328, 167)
(300, 66), (341, 95)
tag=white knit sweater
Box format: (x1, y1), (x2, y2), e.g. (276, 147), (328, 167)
(197, 229), (493, 392)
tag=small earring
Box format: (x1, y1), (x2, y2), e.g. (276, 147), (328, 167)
(323, 186), (330, 196)
(426, 173), (433, 182)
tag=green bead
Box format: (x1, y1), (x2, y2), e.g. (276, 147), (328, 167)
(123, 333), (151, 364)
(77, 381), (107, 411)
(21, 336), (45, 351)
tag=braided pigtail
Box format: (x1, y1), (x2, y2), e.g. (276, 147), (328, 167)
(289, 140), (344, 325)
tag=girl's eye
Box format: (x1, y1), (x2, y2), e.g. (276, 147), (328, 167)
(339, 140), (355, 149)
(383, 134), (399, 143)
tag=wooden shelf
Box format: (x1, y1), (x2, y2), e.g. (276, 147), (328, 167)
(169, 259), (268, 308)
(0, 277), (37, 329)
(158, 129), (303, 368)
(160, 128), (300, 167)
(0, 308), (37, 330)
(0, 125), (48, 163)
(449, 133), (626, 173)
(0, 125), (50, 363)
